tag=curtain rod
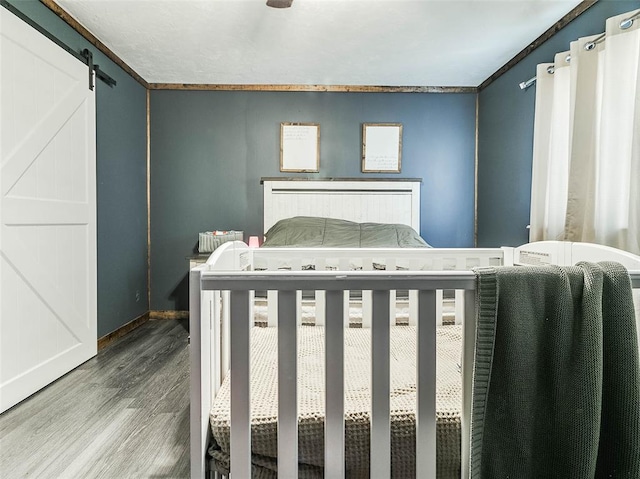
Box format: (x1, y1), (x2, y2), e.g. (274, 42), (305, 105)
(519, 10), (639, 91)
(519, 65), (558, 90)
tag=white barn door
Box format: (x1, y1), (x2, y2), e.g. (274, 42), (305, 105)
(0, 8), (97, 413)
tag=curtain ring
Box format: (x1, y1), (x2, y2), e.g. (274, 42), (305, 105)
(620, 18), (634, 30)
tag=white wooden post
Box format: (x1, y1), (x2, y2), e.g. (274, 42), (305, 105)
(189, 267), (209, 479)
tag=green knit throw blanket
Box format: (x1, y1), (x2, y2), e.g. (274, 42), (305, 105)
(471, 262), (640, 478)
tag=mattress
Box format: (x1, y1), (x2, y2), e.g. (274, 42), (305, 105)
(209, 325), (462, 478)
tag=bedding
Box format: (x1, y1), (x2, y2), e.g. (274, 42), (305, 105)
(262, 216), (430, 248)
(209, 325), (462, 478)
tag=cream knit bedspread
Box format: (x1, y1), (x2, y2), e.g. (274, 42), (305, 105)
(209, 325), (462, 478)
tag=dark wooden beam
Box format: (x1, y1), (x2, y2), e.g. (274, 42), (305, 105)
(146, 89), (152, 310)
(148, 83), (478, 93)
(479, 0), (599, 91)
(39, 0), (149, 88)
(36, 1), (599, 94)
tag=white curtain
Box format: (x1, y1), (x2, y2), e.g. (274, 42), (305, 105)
(530, 9), (640, 255)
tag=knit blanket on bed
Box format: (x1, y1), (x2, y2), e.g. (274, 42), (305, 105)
(471, 262), (640, 478)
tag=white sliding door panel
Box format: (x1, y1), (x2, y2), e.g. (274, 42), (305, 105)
(0, 8), (97, 413)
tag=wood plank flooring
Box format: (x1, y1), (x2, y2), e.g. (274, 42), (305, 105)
(0, 319), (190, 479)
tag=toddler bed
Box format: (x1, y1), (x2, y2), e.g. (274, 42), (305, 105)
(190, 240), (640, 479)
(189, 179), (640, 478)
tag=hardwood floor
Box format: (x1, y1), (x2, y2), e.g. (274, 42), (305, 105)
(0, 319), (190, 479)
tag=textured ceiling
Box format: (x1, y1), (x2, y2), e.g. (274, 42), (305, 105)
(56, 0), (584, 87)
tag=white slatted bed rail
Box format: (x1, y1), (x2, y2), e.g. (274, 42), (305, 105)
(189, 241), (640, 479)
(192, 269), (480, 479)
(250, 246), (505, 328)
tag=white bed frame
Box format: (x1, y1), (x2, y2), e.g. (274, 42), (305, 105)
(262, 179), (421, 233)
(189, 240), (640, 479)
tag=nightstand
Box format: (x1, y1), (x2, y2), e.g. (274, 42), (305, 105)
(187, 253), (211, 269)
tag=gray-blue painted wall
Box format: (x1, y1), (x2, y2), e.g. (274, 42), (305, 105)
(150, 91), (477, 310)
(11, 0), (638, 315)
(5, 0), (149, 336)
(477, 0), (640, 247)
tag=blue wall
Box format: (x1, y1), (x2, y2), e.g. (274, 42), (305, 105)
(477, 0), (640, 247)
(5, 0), (149, 336)
(11, 0), (633, 314)
(150, 91), (477, 310)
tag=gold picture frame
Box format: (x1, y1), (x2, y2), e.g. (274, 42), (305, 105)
(280, 122), (320, 172)
(361, 123), (402, 173)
